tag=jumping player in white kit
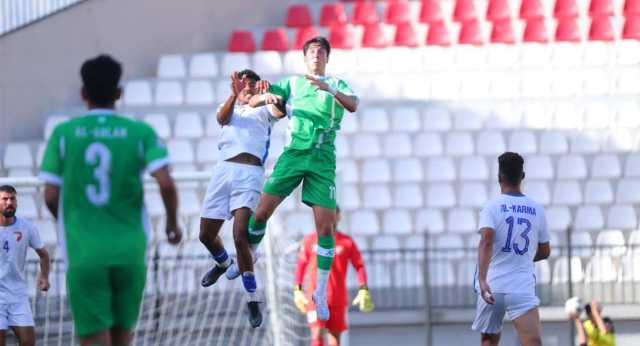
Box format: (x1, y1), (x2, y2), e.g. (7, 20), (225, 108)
(198, 69), (285, 328)
(473, 152), (551, 346)
(0, 185), (50, 346)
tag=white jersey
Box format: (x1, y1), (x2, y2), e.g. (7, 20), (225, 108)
(475, 193), (550, 295)
(217, 104), (277, 163)
(0, 218), (44, 303)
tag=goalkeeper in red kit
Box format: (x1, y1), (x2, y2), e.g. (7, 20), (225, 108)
(293, 206), (374, 346)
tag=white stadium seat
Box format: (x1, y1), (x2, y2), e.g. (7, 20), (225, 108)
(18, 194), (39, 219)
(596, 230), (627, 257)
(616, 100), (640, 128)
(285, 212), (315, 235)
(32, 220), (57, 245)
(124, 80), (152, 105)
(341, 184), (361, 211)
(359, 108), (389, 132)
(220, 52), (251, 75)
(616, 179), (640, 203)
(525, 155), (554, 180)
(155, 81), (183, 105)
(414, 133), (444, 157)
(144, 191), (165, 218)
(179, 190), (201, 217)
(361, 159), (391, 183)
(571, 231), (593, 257)
(583, 101), (613, 129)
(603, 129), (634, 152)
(337, 159), (359, 183)
(335, 135), (351, 159)
(524, 181), (551, 205)
(574, 205), (604, 231)
(476, 131), (506, 156)
(585, 255), (618, 282)
(195, 138), (218, 165)
(143, 113), (171, 139)
(552, 180), (582, 206)
(447, 209), (477, 233)
(453, 109), (483, 131)
(383, 133), (412, 157)
(535, 261), (551, 284)
(157, 55), (186, 78)
(521, 102), (552, 129)
(429, 261), (456, 286)
(539, 131), (568, 154)
(620, 252), (640, 282)
(606, 204), (637, 230)
(570, 132), (601, 154)
(556, 155), (587, 180)
(340, 114), (358, 134)
(252, 51), (283, 75)
(546, 206), (572, 232)
(459, 182), (487, 208)
(445, 132), (474, 156)
(624, 154), (640, 177)
(189, 53), (218, 78)
(167, 139), (195, 166)
(415, 209), (445, 234)
(393, 158), (423, 182)
(422, 106), (452, 131)
(584, 180), (613, 204)
(43, 115), (69, 140)
(553, 256), (584, 283)
(426, 157), (456, 181)
(349, 210), (380, 235)
(185, 80), (215, 105)
(426, 184), (456, 208)
(432, 234), (465, 260)
(459, 156), (489, 181)
(393, 184), (423, 209)
(351, 134), (381, 158)
(390, 107), (420, 132)
(382, 209), (412, 234)
(552, 102), (582, 129)
(283, 50), (306, 74)
(174, 112), (204, 139)
(507, 130), (537, 154)
(3, 143), (33, 170)
(362, 185), (392, 210)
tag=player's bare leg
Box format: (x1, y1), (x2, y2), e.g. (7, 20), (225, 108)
(512, 308), (542, 346)
(309, 326), (325, 346)
(480, 333), (500, 346)
(311, 205), (336, 321)
(79, 330), (111, 346)
(110, 327), (133, 346)
(232, 207), (262, 328)
(199, 218), (232, 287)
(11, 326), (35, 346)
(327, 330), (341, 346)
(246, 193), (285, 251)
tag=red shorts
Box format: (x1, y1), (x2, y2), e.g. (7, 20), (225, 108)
(306, 304), (347, 333)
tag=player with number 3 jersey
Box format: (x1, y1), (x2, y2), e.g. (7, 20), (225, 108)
(472, 152), (551, 346)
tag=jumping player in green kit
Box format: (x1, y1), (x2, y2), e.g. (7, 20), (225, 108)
(39, 55), (182, 346)
(242, 36), (359, 321)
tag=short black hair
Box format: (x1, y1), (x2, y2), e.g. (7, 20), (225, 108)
(80, 54), (122, 106)
(498, 152), (525, 186)
(0, 185), (17, 194)
(303, 36), (331, 57)
(238, 69), (260, 82)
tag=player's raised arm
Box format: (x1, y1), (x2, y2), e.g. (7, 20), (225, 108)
(477, 227), (496, 305)
(152, 166), (182, 245)
(217, 72), (244, 125)
(304, 74), (358, 113)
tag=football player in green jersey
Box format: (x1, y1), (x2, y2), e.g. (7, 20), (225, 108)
(244, 36), (358, 321)
(39, 55), (182, 346)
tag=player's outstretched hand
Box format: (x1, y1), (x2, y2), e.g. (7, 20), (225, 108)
(166, 227), (183, 245)
(38, 274), (50, 292)
(293, 286), (308, 314)
(264, 93), (282, 105)
(352, 287), (374, 313)
(304, 74), (329, 92)
(479, 280), (495, 305)
(256, 80), (271, 94)
(230, 71), (244, 96)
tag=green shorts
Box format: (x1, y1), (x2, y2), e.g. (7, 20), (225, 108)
(264, 148), (337, 209)
(66, 264), (146, 337)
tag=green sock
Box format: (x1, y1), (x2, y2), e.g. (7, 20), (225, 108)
(248, 214), (267, 248)
(316, 234), (335, 271)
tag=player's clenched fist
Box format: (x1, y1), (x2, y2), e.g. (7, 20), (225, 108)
(352, 287), (374, 313)
(293, 285), (308, 314)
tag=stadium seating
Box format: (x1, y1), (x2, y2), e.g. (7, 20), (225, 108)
(227, 30), (256, 52)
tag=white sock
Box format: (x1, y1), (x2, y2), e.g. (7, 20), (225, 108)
(314, 269), (330, 297)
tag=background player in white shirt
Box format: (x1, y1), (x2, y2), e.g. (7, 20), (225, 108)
(198, 69), (285, 328)
(0, 185), (50, 346)
(473, 152), (551, 346)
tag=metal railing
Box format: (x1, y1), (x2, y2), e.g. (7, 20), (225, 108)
(0, 0), (87, 36)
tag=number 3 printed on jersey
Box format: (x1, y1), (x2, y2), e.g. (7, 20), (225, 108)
(85, 143), (111, 206)
(501, 216), (532, 255)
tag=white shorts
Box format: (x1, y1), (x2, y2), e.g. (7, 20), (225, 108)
(0, 299), (34, 330)
(471, 293), (539, 334)
(201, 161), (264, 220)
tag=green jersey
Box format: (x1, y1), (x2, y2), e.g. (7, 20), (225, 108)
(269, 75), (356, 153)
(39, 110), (168, 267)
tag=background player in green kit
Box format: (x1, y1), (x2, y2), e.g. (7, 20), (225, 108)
(246, 36), (358, 321)
(39, 55), (183, 346)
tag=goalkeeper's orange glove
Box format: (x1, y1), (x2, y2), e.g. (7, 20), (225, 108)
(352, 286), (374, 313)
(293, 285), (308, 314)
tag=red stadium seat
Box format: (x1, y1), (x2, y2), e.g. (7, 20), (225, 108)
(523, 18), (550, 42)
(228, 30), (256, 52)
(555, 17), (582, 41)
(589, 16), (615, 41)
(589, 0), (615, 15)
(261, 28), (289, 51)
(491, 19), (516, 43)
(286, 4), (313, 28)
(623, 15), (640, 39)
(454, 0), (478, 22)
(352, 2), (380, 25)
(385, 0), (412, 24)
(294, 26), (321, 49)
(520, 0), (545, 19)
(487, 0), (512, 21)
(426, 21), (452, 45)
(329, 23), (358, 49)
(554, 0), (579, 18)
(624, 0), (640, 15)
(394, 22), (421, 47)
(459, 20), (484, 44)
(320, 3), (348, 27)
(420, 0), (445, 23)
(362, 23), (392, 48)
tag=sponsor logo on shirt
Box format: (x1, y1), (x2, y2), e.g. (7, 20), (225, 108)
(13, 232), (22, 242)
